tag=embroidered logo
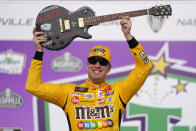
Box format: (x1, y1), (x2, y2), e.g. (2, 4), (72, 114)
(75, 87), (88, 92)
(98, 90), (104, 98)
(84, 93), (94, 99)
(75, 105), (114, 120)
(71, 96), (79, 104)
(140, 50), (149, 64)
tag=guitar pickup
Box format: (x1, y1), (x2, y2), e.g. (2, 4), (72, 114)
(59, 18), (63, 32)
(78, 18), (84, 27)
(64, 20), (70, 30)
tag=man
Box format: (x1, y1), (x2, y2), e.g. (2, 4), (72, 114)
(26, 16), (152, 131)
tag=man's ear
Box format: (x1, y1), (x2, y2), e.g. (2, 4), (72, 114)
(86, 62), (89, 70)
(107, 64), (112, 73)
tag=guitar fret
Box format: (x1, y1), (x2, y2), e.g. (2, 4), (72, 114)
(84, 9), (148, 26)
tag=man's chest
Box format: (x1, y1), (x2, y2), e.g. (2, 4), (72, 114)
(67, 86), (119, 120)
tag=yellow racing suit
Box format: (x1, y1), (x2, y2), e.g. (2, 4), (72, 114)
(26, 38), (152, 131)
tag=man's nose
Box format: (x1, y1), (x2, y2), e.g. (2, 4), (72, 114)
(94, 61), (101, 67)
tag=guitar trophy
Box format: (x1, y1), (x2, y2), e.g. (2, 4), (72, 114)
(35, 5), (172, 50)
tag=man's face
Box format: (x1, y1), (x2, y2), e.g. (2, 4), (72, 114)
(87, 56), (111, 84)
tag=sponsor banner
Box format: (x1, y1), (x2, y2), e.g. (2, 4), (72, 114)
(0, 28), (196, 131)
(0, 50), (26, 74)
(0, 88), (23, 108)
(0, 1), (196, 40)
(51, 52), (83, 72)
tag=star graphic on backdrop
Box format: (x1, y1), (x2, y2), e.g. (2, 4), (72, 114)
(173, 80), (187, 94)
(148, 42), (196, 79)
(152, 56), (171, 75)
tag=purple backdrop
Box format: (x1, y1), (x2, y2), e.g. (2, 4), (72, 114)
(0, 40), (196, 131)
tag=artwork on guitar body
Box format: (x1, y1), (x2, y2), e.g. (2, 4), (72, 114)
(35, 5), (172, 50)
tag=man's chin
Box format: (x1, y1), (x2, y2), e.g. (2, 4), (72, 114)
(91, 76), (103, 82)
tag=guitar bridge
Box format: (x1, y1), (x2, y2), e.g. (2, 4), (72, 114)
(78, 18), (84, 27)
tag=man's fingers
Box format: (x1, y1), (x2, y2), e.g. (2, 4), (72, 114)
(32, 27), (37, 34)
(33, 36), (47, 43)
(120, 20), (127, 25)
(121, 16), (130, 19)
(120, 19), (130, 26)
(36, 37), (47, 41)
(33, 31), (44, 37)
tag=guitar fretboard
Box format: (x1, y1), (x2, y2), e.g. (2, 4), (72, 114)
(84, 9), (148, 26)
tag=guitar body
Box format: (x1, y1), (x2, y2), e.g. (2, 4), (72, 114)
(36, 5), (95, 50)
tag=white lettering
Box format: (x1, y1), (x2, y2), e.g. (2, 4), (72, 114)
(0, 18), (33, 26)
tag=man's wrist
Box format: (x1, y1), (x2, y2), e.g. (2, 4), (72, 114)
(125, 34), (133, 41)
(33, 51), (43, 61)
(36, 47), (43, 52)
(127, 36), (138, 49)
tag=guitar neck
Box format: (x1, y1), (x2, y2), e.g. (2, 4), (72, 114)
(84, 9), (148, 26)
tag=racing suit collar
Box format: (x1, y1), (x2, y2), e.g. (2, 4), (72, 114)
(85, 79), (108, 89)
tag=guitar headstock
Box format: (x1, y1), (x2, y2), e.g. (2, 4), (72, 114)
(148, 5), (172, 17)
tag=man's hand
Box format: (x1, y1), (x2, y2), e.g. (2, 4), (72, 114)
(120, 16), (133, 41)
(32, 27), (47, 52)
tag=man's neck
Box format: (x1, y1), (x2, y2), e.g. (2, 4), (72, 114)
(88, 78), (105, 85)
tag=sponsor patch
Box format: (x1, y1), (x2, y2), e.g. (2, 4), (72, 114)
(105, 90), (114, 96)
(75, 104), (114, 119)
(93, 48), (106, 56)
(97, 99), (106, 104)
(71, 92), (83, 96)
(98, 90), (104, 98)
(104, 85), (112, 92)
(108, 97), (113, 102)
(84, 93), (94, 99)
(71, 96), (79, 104)
(75, 87), (88, 92)
(139, 50), (149, 64)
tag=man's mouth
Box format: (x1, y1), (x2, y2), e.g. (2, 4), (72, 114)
(93, 70), (102, 73)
